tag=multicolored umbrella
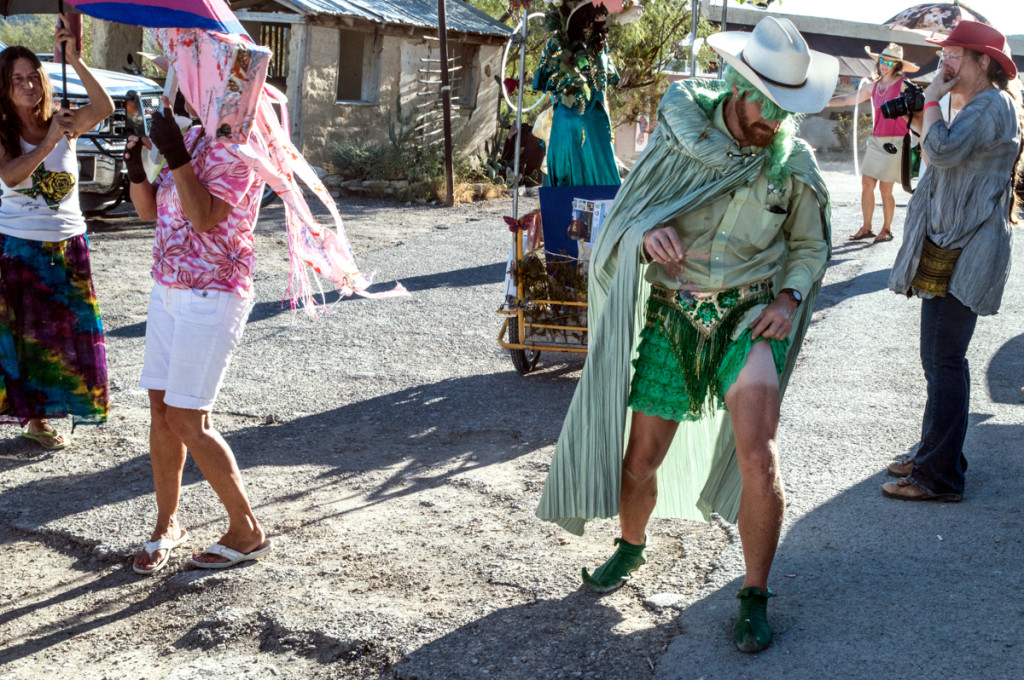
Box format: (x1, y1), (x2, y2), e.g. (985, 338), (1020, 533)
(65, 0), (244, 33)
(884, 1), (990, 36)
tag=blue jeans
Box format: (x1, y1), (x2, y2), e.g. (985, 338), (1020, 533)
(908, 294), (978, 499)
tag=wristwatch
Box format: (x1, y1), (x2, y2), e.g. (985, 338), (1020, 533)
(779, 288), (803, 306)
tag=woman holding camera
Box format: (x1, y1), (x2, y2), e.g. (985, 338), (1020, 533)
(884, 21), (1022, 502)
(826, 43), (918, 243)
(0, 17), (114, 449)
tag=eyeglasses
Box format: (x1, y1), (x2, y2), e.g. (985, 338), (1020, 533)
(939, 52), (962, 63)
(878, 58), (897, 67)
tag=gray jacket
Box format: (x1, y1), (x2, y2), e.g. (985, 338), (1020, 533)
(889, 88), (1020, 315)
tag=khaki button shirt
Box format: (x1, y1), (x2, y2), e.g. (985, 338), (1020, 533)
(645, 101), (828, 334)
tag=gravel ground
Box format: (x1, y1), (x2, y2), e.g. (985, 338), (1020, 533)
(0, 192), (727, 680)
(3, 164), (1021, 680)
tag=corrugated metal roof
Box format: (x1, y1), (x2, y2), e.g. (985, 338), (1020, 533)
(285, 0), (512, 37)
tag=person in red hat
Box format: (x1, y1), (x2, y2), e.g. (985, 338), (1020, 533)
(885, 21), (1023, 501)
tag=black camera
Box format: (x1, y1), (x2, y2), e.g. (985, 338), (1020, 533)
(880, 82), (926, 119)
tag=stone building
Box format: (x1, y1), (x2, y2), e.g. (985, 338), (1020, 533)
(91, 1), (512, 168)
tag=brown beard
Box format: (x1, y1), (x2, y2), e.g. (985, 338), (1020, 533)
(743, 122), (778, 148)
(735, 99), (778, 147)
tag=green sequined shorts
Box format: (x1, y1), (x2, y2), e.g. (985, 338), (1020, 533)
(628, 283), (789, 422)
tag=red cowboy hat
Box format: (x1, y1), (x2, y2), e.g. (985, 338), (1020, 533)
(927, 20), (1017, 79)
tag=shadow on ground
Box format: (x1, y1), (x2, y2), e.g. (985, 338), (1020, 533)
(102, 260), (506, 338)
(0, 361), (582, 536)
(385, 591), (680, 680)
(651, 417), (1024, 679)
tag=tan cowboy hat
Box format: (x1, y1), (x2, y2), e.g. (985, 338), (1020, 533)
(707, 17), (839, 114)
(864, 43), (920, 73)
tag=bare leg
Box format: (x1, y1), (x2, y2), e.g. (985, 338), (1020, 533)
(620, 411), (680, 544)
(161, 404), (267, 564)
(851, 174), (879, 239)
(582, 410), (679, 591)
(878, 180), (896, 235)
(134, 390), (188, 571)
(723, 342), (784, 590)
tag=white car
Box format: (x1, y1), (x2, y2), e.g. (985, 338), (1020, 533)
(0, 41), (164, 216)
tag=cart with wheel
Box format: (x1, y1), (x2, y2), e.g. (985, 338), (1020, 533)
(495, 7), (620, 375)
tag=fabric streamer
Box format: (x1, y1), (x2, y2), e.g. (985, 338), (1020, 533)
(152, 27), (408, 313)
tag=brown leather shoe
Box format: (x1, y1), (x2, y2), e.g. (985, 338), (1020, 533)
(886, 460), (914, 477)
(882, 478), (961, 502)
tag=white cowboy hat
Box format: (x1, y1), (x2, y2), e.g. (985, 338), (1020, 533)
(864, 43), (920, 73)
(706, 16), (839, 114)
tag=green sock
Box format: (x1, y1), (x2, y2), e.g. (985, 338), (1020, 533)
(581, 537), (647, 593)
(733, 587), (774, 653)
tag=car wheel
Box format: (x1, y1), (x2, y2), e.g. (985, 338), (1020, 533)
(81, 190), (126, 218)
(261, 184), (278, 208)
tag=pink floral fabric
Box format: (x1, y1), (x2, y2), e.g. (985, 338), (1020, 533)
(151, 127), (264, 297)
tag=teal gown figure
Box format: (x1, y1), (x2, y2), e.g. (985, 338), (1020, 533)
(532, 4), (621, 188)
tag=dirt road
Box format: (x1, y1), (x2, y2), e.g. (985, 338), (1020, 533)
(1, 195), (728, 680)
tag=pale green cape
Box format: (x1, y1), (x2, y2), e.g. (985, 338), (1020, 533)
(535, 80), (833, 535)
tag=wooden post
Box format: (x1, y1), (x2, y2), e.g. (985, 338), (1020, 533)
(437, 0), (455, 207)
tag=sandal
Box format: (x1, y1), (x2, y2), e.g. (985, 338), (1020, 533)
(849, 228), (875, 240)
(734, 587), (774, 653)
(873, 230), (894, 243)
(133, 529), (190, 575)
(189, 539), (274, 570)
(581, 537), (646, 593)
(21, 427), (69, 450)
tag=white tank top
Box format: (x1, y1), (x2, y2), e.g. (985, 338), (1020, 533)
(0, 135), (86, 241)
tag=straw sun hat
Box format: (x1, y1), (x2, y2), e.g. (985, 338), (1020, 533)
(864, 43), (920, 73)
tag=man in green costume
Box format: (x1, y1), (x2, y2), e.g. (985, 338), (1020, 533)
(535, 17), (839, 653)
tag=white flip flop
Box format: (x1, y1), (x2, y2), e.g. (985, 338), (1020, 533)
(133, 529), (190, 575)
(189, 539), (274, 570)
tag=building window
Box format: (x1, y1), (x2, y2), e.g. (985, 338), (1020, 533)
(448, 42), (478, 108)
(259, 23), (289, 90)
(336, 28), (382, 104)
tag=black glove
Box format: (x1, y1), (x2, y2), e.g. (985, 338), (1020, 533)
(123, 139), (146, 184)
(149, 110), (191, 171)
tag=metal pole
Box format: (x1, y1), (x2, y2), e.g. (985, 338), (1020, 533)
(511, 10), (528, 219)
(58, 0), (69, 108)
(690, 0), (700, 78)
(718, 0), (728, 79)
(437, 0), (455, 207)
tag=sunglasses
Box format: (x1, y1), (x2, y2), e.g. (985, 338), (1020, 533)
(878, 58), (897, 67)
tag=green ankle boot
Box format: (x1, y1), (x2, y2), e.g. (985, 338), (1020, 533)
(581, 537), (646, 593)
(733, 587), (774, 653)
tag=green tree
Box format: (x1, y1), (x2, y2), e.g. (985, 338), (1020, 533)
(0, 15), (95, 63)
(605, 0), (716, 126)
(467, 1), (716, 127)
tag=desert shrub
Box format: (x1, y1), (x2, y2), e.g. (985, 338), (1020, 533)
(833, 112), (874, 153)
(330, 95), (505, 202)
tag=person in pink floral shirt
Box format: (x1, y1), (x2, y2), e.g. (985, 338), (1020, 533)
(125, 99), (273, 575)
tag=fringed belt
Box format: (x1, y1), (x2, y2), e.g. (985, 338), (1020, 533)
(645, 280), (773, 415)
(911, 237), (961, 297)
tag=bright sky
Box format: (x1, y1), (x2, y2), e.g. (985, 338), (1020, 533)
(722, 0), (1024, 37)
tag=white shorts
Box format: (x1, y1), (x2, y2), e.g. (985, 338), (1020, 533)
(139, 283), (253, 411)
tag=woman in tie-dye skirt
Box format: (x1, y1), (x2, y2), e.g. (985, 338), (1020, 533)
(0, 24), (113, 448)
